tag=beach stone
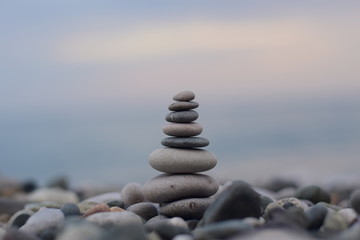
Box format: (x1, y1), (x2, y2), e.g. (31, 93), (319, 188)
(37, 227), (58, 240)
(193, 219), (254, 240)
(161, 137), (209, 148)
(320, 211), (347, 233)
(19, 207), (65, 235)
(57, 219), (103, 240)
(159, 198), (214, 220)
(294, 185), (331, 204)
(85, 211), (142, 228)
(24, 201), (61, 212)
(0, 198), (26, 215)
(27, 188), (78, 204)
(106, 199), (125, 208)
(240, 227), (315, 240)
(202, 180), (261, 225)
(267, 207), (308, 229)
(338, 208), (358, 225)
(149, 148), (217, 173)
(350, 189), (360, 214)
(169, 101), (199, 111)
(109, 206), (125, 212)
(143, 174), (219, 203)
(144, 215), (169, 232)
(162, 123), (202, 137)
(83, 203), (110, 217)
(127, 202), (158, 221)
(100, 222), (146, 240)
(78, 201), (97, 214)
(7, 210), (33, 229)
(166, 110), (198, 123)
(304, 204), (328, 230)
(121, 183), (146, 208)
(3, 229), (40, 240)
(150, 217), (190, 240)
(276, 197), (308, 211)
(173, 91), (195, 101)
(60, 203), (81, 217)
(83, 192), (121, 204)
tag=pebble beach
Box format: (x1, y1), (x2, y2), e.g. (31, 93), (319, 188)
(1, 91), (360, 240)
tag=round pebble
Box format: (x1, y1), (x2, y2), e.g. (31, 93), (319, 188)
(169, 101), (199, 111)
(166, 110), (198, 123)
(106, 199), (125, 209)
(159, 198), (214, 220)
(82, 203), (110, 217)
(161, 137), (209, 148)
(7, 210), (33, 229)
(173, 91), (195, 101)
(126, 202), (158, 221)
(120, 183), (146, 208)
(294, 185), (331, 204)
(162, 123), (203, 137)
(149, 148), (217, 173)
(143, 174), (219, 203)
(304, 204), (328, 230)
(202, 180), (261, 225)
(60, 203), (81, 217)
(350, 189), (360, 214)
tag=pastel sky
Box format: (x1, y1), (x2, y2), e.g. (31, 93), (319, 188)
(1, 1), (359, 185)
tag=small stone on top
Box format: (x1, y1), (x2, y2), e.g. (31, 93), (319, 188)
(173, 91), (195, 101)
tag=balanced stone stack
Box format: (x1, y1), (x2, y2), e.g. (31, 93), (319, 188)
(143, 90), (219, 220)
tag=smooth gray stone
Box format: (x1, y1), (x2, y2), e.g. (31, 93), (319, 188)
(294, 185), (331, 204)
(320, 211), (348, 233)
(121, 183), (146, 208)
(149, 148), (217, 173)
(173, 91), (195, 101)
(202, 180), (261, 225)
(19, 208), (65, 235)
(160, 198), (214, 220)
(150, 219), (190, 240)
(143, 174), (219, 203)
(161, 137), (209, 148)
(61, 203), (81, 217)
(304, 204), (328, 230)
(57, 219), (104, 240)
(162, 123), (202, 137)
(168, 101), (199, 111)
(8, 210), (32, 229)
(127, 202), (158, 221)
(86, 211), (143, 227)
(166, 110), (198, 123)
(350, 189), (360, 214)
(193, 219), (254, 240)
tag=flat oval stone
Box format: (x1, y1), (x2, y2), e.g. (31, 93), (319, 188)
(166, 110), (198, 123)
(143, 174), (219, 203)
(161, 137), (209, 148)
(168, 101), (199, 111)
(294, 185), (331, 204)
(160, 198), (214, 220)
(162, 123), (202, 137)
(126, 202), (158, 221)
(173, 91), (195, 101)
(149, 148), (217, 173)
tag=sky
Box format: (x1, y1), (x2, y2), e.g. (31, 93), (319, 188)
(1, 1), (360, 186)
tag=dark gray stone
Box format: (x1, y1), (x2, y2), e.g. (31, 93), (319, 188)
(60, 203), (81, 217)
(166, 110), (198, 123)
(0, 198), (26, 215)
(305, 204), (328, 230)
(3, 229), (40, 240)
(350, 189), (360, 214)
(161, 137), (209, 148)
(193, 219), (254, 240)
(202, 180), (261, 225)
(159, 198), (214, 220)
(168, 101), (199, 111)
(106, 199), (125, 209)
(11, 212), (31, 228)
(173, 91), (195, 101)
(127, 202), (158, 221)
(143, 174), (219, 203)
(294, 185), (331, 204)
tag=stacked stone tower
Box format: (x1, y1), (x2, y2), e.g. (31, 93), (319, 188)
(143, 90), (219, 220)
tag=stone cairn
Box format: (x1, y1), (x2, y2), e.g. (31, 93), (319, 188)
(143, 90), (219, 220)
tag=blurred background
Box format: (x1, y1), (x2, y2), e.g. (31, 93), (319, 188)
(1, 1), (359, 187)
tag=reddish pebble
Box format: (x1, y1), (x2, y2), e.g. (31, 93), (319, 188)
(83, 203), (110, 217)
